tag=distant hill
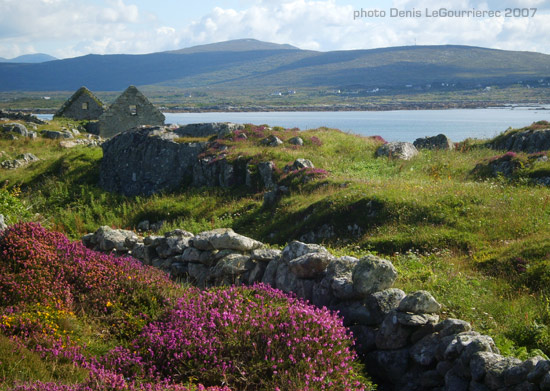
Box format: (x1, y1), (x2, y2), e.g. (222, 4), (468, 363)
(166, 38), (299, 54)
(0, 39), (549, 91)
(0, 53), (57, 63)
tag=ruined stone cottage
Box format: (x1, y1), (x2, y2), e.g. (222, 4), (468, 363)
(54, 86), (106, 121)
(98, 85), (165, 138)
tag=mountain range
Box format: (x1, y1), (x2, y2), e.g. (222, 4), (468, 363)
(0, 39), (549, 92)
(0, 53), (58, 64)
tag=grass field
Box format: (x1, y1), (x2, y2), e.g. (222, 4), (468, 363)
(3, 116), (550, 387)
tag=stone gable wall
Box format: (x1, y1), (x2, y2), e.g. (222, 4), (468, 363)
(98, 86), (165, 138)
(55, 88), (105, 121)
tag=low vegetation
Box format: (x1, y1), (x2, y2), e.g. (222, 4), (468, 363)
(3, 117), (550, 387)
(0, 222), (371, 390)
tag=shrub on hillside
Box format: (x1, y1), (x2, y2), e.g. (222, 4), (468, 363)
(105, 284), (370, 391)
(0, 222), (173, 314)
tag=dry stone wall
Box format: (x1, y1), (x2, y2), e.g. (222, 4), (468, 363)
(83, 226), (550, 391)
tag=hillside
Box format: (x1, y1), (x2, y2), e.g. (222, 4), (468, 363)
(0, 40), (549, 92)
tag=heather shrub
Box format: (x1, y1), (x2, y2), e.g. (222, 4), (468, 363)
(0, 222), (173, 314)
(111, 284), (370, 391)
(1, 224), (373, 390)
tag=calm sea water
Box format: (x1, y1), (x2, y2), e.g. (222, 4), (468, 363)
(37, 107), (550, 142)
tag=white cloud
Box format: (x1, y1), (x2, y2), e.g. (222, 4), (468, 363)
(0, 0), (549, 59)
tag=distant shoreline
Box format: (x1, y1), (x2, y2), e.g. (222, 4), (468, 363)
(10, 102), (550, 115)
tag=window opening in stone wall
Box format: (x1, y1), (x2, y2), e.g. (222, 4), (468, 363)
(129, 105), (137, 115)
(82, 102), (89, 110)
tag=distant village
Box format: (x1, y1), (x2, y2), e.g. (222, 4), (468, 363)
(55, 86), (164, 138)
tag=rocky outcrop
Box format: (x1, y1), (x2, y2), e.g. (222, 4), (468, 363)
(0, 110), (45, 124)
(100, 125), (319, 196)
(1, 153), (39, 169)
(414, 134), (454, 150)
(289, 158), (314, 171)
(42, 130), (74, 139)
(83, 225), (550, 391)
(59, 136), (103, 148)
(491, 123), (550, 153)
(376, 142), (419, 160)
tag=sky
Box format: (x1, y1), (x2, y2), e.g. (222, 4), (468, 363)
(0, 0), (549, 59)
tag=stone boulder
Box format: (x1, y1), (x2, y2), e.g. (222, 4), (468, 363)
(0, 214), (6, 231)
(398, 290), (442, 314)
(352, 255), (398, 297)
(1, 123), (28, 137)
(376, 142), (419, 160)
(260, 135), (283, 147)
(291, 158), (314, 170)
(251, 248), (282, 262)
(42, 130), (74, 139)
(288, 136), (304, 146)
(99, 126), (207, 196)
(83, 226), (139, 252)
(156, 230), (194, 258)
(282, 240), (328, 263)
(414, 134), (454, 150)
(257, 161), (276, 190)
(323, 256), (359, 300)
(192, 228), (263, 252)
(288, 252), (334, 279)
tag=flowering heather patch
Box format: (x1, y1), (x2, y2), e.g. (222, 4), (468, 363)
(369, 135), (387, 144)
(111, 284), (368, 390)
(0, 222), (174, 314)
(309, 136), (323, 146)
(1, 224), (371, 390)
(493, 151), (519, 161)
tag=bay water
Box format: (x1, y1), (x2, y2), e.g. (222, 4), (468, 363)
(37, 107), (550, 142)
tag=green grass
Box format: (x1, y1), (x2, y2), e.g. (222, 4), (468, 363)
(4, 118), (550, 363)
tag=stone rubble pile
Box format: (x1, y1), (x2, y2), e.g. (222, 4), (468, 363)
(0, 110), (45, 124)
(83, 225), (550, 391)
(0, 152), (39, 169)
